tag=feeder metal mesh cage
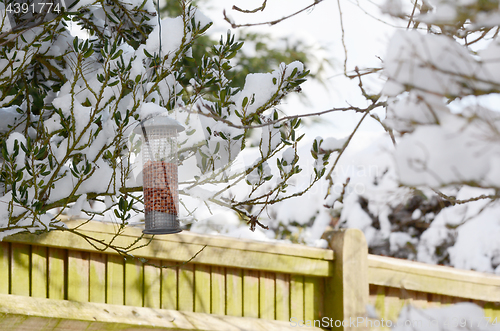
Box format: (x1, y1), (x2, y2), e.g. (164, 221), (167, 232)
(134, 114), (184, 234)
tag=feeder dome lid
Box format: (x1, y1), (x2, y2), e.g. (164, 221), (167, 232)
(133, 112), (185, 134)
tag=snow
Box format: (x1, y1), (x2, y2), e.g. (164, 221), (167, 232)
(192, 7), (212, 29)
(233, 61), (305, 120)
(383, 31), (477, 98)
(0, 5), (12, 33)
(3, 0), (500, 287)
(393, 303), (500, 331)
(67, 194), (90, 216)
(246, 161), (272, 185)
(412, 209), (422, 220)
(260, 123), (281, 157)
(282, 147), (295, 164)
(5, 132), (26, 168)
(139, 102), (168, 119)
(144, 17), (185, 60)
(0, 106), (23, 133)
(393, 115), (499, 187)
(390, 232), (418, 254)
(320, 137), (346, 152)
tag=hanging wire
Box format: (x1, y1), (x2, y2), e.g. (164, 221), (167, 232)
(154, 0), (178, 121)
(156, 0), (162, 57)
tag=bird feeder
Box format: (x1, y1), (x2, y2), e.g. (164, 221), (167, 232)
(134, 113), (184, 234)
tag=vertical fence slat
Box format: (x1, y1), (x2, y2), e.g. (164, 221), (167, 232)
(327, 229), (369, 331)
(107, 254), (124, 305)
(0, 242), (9, 294)
(178, 264), (194, 312)
(161, 263), (177, 310)
(144, 260), (161, 309)
(48, 248), (66, 300)
(413, 291), (428, 309)
(275, 273), (290, 321)
(194, 264), (211, 313)
(243, 269), (259, 318)
(67, 250), (89, 302)
(226, 268), (243, 317)
(441, 294), (454, 305)
(259, 271), (275, 320)
(11, 243), (30, 296)
(385, 287), (404, 322)
(304, 276), (314, 321)
(429, 293), (442, 307)
(290, 275), (304, 321)
(484, 302), (500, 319)
(372, 285), (386, 321)
(125, 258), (143, 307)
(31, 245), (47, 298)
(211, 266), (225, 315)
(89, 252), (106, 303)
(304, 276), (324, 320)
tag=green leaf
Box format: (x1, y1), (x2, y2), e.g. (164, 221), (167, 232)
(233, 134), (244, 140)
(83, 48), (94, 58)
(68, 0), (80, 8)
(220, 89), (226, 102)
(199, 149), (209, 158)
(111, 49), (123, 60)
(20, 142), (28, 154)
(35, 146), (47, 160)
(1, 144), (8, 161)
(242, 97), (248, 108)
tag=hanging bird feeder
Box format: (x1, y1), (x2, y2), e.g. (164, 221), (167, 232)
(134, 113), (184, 234)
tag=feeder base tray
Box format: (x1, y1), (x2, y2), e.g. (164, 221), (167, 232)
(143, 211), (182, 234)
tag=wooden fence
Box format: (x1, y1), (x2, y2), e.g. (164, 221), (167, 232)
(368, 254), (500, 328)
(0, 220), (499, 330)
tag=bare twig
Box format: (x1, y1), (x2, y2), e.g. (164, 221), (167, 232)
(407, 0), (419, 29)
(432, 189), (499, 206)
(324, 110), (372, 197)
(195, 102), (384, 130)
(224, 0), (323, 28)
(337, 0), (348, 76)
(232, 0), (267, 14)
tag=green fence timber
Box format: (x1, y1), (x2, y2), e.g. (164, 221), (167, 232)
(0, 220), (499, 330)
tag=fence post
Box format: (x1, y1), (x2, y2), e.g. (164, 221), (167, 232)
(326, 228), (369, 331)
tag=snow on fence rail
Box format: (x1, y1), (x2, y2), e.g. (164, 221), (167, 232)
(0, 220), (498, 331)
(367, 254), (500, 327)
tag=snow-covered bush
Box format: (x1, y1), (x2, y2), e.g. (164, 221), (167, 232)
(392, 303), (500, 331)
(0, 0), (325, 248)
(209, 0), (500, 271)
(328, 0), (500, 273)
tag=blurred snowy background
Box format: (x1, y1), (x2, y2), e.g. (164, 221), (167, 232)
(53, 0), (500, 276)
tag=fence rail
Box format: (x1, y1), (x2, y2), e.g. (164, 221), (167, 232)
(0, 220), (499, 330)
(367, 254), (500, 326)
